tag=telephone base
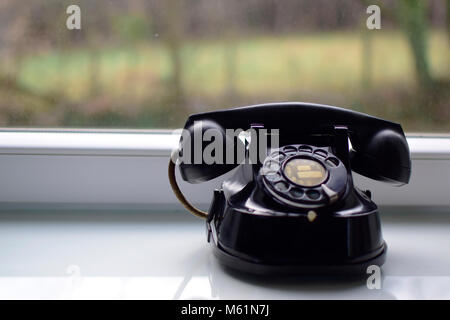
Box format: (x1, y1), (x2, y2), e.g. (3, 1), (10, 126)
(211, 241), (387, 276)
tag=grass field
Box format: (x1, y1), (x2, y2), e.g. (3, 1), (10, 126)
(4, 30), (449, 129)
(18, 31), (448, 98)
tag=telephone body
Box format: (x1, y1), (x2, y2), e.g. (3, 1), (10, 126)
(170, 102), (411, 275)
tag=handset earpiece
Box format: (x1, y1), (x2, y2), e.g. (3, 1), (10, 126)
(178, 119), (244, 183)
(168, 119), (245, 219)
(350, 129), (411, 185)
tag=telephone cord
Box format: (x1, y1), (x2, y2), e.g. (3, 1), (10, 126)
(168, 149), (208, 219)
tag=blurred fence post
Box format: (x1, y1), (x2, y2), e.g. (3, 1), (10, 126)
(165, 0), (185, 113)
(361, 27), (374, 90)
(223, 32), (238, 101)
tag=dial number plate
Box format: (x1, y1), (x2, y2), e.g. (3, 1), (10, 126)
(283, 158), (327, 187)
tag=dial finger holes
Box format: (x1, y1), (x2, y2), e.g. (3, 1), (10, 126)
(274, 181), (289, 192)
(306, 190), (321, 200)
(264, 172), (280, 182)
(326, 157), (339, 167)
(314, 149), (327, 158)
(270, 151), (286, 161)
(289, 188), (304, 199)
(273, 154), (286, 162)
(265, 160), (280, 171)
(283, 146), (297, 154)
(298, 145), (313, 153)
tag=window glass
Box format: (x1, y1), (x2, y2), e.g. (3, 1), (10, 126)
(0, 0), (448, 131)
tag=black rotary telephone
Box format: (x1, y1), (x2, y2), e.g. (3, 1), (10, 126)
(169, 102), (411, 275)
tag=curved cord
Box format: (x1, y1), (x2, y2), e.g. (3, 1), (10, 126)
(168, 149), (208, 219)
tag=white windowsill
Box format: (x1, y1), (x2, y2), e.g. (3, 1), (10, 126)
(0, 131), (449, 299)
(0, 211), (448, 299)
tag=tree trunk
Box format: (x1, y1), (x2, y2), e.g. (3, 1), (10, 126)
(398, 0), (433, 88)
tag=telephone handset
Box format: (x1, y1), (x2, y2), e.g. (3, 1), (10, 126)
(169, 102), (411, 275)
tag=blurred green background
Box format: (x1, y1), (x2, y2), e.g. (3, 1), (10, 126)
(0, 0), (448, 131)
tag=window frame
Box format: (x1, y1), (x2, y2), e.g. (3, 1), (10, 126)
(0, 129), (449, 212)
